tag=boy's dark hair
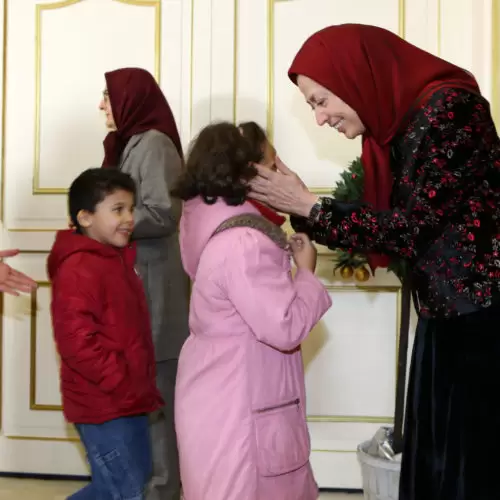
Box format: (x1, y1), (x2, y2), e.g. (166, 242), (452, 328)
(69, 168), (136, 233)
(171, 121), (259, 205)
(237, 121), (268, 163)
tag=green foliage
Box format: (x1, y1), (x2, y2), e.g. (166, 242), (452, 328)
(333, 249), (367, 272)
(332, 156), (407, 282)
(333, 157), (364, 202)
(387, 259), (409, 283)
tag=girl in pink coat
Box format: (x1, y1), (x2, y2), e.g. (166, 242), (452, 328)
(172, 122), (332, 500)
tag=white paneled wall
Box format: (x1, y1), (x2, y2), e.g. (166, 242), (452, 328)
(0, 0), (498, 488)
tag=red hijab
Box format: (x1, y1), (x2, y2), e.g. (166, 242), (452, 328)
(288, 24), (479, 270)
(102, 68), (183, 168)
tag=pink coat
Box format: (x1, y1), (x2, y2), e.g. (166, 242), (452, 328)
(175, 197), (332, 500)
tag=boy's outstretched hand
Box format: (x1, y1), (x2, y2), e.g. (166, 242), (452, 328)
(0, 249), (37, 296)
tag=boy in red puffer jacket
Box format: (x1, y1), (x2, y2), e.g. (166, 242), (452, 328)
(48, 168), (163, 499)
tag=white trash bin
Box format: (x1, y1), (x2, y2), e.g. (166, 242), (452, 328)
(356, 440), (401, 500)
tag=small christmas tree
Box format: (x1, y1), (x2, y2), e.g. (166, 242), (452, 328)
(332, 157), (407, 283)
(333, 157), (364, 202)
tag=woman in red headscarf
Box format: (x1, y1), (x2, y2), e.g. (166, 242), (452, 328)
(249, 24), (500, 500)
(99, 67), (189, 500)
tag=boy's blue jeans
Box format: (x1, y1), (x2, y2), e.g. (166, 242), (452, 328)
(68, 415), (152, 500)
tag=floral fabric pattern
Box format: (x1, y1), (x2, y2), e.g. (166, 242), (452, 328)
(292, 88), (500, 318)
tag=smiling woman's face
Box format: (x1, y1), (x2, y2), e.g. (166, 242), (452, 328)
(296, 74), (366, 140)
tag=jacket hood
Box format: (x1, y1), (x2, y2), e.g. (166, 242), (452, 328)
(179, 197), (260, 279)
(47, 229), (135, 281)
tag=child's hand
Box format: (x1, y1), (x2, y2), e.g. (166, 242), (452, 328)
(289, 233), (317, 273)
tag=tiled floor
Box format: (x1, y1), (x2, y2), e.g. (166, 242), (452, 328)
(0, 478), (363, 499)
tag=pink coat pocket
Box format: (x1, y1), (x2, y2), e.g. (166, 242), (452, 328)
(254, 398), (311, 477)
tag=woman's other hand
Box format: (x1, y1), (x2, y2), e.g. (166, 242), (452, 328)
(249, 156), (319, 217)
(289, 233), (317, 273)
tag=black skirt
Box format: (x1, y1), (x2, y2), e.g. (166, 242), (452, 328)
(399, 305), (500, 500)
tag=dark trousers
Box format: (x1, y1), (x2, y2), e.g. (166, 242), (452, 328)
(399, 305), (500, 500)
(147, 360), (181, 500)
(69, 415), (152, 500)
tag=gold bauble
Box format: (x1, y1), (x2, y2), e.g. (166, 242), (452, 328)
(354, 266), (370, 282)
(340, 266), (354, 279)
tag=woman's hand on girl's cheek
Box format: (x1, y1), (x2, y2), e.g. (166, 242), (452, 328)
(249, 158), (318, 217)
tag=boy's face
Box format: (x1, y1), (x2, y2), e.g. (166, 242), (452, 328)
(78, 189), (134, 248)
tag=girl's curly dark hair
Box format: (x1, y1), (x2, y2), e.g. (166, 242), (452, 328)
(171, 121), (260, 205)
(237, 121), (267, 163)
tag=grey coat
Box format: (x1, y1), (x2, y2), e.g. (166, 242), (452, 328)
(120, 129), (189, 361)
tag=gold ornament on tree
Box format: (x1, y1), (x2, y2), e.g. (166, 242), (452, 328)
(340, 265), (354, 279)
(334, 249), (368, 281)
(354, 266), (370, 282)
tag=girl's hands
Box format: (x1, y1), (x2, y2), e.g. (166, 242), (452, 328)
(289, 233), (317, 273)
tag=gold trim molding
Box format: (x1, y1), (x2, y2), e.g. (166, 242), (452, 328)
(30, 281), (62, 411)
(4, 276), (402, 439)
(266, 0), (407, 141)
(26, 281), (402, 420)
(310, 187), (332, 196)
(308, 415), (393, 424)
(493, 0), (500, 127)
(0, 280), (78, 441)
(188, 0), (194, 135)
(233, 0), (238, 123)
(33, 0), (161, 195)
(0, 293), (3, 431)
(8, 227), (61, 232)
(17, 249), (50, 254)
(307, 285), (402, 452)
(312, 448), (357, 453)
(5, 434), (80, 442)
(437, 0), (442, 56)
(266, 0), (274, 141)
(305, 285), (402, 425)
(0, 0), (7, 222)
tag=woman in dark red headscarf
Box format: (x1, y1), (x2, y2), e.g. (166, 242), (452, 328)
(249, 24), (500, 500)
(99, 67), (189, 500)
